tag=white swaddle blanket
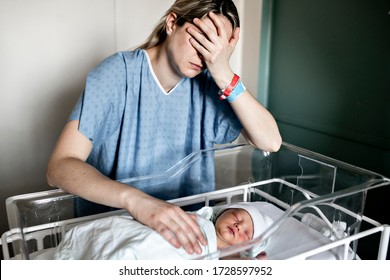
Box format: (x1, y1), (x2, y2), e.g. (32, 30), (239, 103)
(53, 208), (217, 260)
(38, 202), (347, 260)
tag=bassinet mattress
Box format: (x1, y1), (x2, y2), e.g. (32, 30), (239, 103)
(252, 203), (349, 260)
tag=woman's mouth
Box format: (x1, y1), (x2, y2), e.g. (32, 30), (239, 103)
(190, 62), (203, 71)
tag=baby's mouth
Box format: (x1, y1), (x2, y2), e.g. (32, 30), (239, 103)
(227, 226), (235, 236)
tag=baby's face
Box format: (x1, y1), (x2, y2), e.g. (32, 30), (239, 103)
(215, 208), (254, 249)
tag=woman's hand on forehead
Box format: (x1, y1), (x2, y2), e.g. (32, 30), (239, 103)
(202, 12), (233, 40)
(189, 14), (227, 38)
(186, 11), (240, 89)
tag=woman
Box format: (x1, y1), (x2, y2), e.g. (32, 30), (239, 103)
(46, 0), (281, 257)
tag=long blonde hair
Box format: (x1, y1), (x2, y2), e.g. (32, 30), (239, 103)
(138, 0), (240, 49)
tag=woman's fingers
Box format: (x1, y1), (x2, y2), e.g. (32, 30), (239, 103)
(207, 11), (228, 38)
(187, 25), (213, 58)
(133, 198), (206, 255)
(186, 213), (208, 246)
(158, 226), (182, 248)
(170, 208), (207, 254)
(187, 14), (226, 60)
(209, 11), (240, 49)
(156, 208), (204, 254)
(230, 26), (240, 47)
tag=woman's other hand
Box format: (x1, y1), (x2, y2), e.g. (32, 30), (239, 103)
(126, 192), (207, 255)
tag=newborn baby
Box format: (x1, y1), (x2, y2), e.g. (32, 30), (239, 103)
(212, 202), (273, 259)
(53, 202), (273, 260)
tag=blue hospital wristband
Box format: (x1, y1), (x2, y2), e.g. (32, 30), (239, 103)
(226, 80), (246, 103)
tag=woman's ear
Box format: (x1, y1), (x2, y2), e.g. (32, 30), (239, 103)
(165, 12), (177, 36)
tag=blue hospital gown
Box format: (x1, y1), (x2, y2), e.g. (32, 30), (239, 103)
(69, 49), (242, 206)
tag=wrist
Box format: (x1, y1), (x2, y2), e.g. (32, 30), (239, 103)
(118, 183), (145, 213)
(219, 73), (246, 102)
(226, 80), (245, 102)
(215, 71), (235, 90)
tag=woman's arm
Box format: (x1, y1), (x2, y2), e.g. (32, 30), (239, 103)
(187, 12), (282, 152)
(228, 90), (282, 152)
(46, 120), (207, 255)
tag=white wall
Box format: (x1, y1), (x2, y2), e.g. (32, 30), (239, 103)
(0, 0), (262, 243)
(240, 0), (263, 94)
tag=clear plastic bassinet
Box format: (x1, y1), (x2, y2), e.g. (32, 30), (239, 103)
(1, 143), (389, 260)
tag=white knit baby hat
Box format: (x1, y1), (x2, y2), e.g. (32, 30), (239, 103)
(214, 201), (274, 258)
